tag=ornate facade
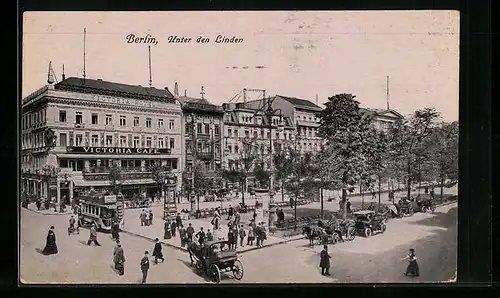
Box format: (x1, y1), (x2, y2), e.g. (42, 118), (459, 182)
(21, 77), (183, 205)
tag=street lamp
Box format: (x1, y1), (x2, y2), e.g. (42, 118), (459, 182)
(263, 97), (284, 194)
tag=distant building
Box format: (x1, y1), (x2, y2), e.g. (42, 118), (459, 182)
(177, 96), (224, 187)
(360, 108), (404, 132)
(21, 77), (183, 205)
(222, 101), (295, 189)
(243, 95), (323, 154)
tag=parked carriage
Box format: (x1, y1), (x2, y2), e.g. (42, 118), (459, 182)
(188, 240), (244, 283)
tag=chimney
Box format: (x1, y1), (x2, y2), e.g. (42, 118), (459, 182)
(62, 64), (66, 81)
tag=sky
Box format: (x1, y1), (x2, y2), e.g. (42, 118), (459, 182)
(22, 11), (459, 121)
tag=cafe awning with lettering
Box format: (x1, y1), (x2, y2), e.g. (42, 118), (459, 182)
(57, 154), (175, 159)
(72, 177), (156, 187)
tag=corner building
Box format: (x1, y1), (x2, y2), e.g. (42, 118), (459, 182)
(21, 77), (183, 205)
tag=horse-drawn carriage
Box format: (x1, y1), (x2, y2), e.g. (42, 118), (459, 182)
(188, 240), (244, 283)
(303, 218), (356, 246)
(412, 194), (437, 213)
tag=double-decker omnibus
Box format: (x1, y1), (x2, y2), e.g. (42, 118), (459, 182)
(79, 191), (125, 232)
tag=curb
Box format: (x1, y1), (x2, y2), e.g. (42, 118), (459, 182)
(23, 207), (73, 216)
(120, 229), (305, 254)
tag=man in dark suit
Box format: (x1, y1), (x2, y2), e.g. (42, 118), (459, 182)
(152, 238), (164, 264)
(195, 227), (206, 245)
(140, 251), (150, 283)
(186, 223), (195, 242)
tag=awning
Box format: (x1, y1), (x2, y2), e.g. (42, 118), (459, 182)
(56, 154), (180, 159)
(72, 178), (156, 187)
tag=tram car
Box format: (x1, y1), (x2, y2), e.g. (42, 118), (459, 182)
(78, 191), (125, 232)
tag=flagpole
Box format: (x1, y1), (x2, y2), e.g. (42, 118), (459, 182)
(83, 28), (87, 83)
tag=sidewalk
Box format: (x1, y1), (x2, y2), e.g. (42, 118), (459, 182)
(24, 203), (73, 216)
(120, 207), (304, 254)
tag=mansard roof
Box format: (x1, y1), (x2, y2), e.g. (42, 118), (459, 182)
(275, 95), (322, 110)
(54, 77), (175, 103)
(177, 96), (224, 114)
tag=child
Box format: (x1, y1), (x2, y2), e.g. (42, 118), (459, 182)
(402, 248), (420, 277)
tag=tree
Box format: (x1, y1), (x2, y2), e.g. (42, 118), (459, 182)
(253, 162), (270, 188)
(317, 93), (386, 219)
(427, 121), (459, 197)
(182, 161), (210, 210)
(222, 142), (256, 205)
(108, 163), (123, 195)
(386, 108), (441, 200)
(150, 163), (172, 201)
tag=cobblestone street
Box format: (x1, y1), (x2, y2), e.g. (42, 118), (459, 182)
(20, 201), (456, 284)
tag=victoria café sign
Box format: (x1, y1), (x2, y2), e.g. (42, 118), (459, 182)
(66, 146), (171, 155)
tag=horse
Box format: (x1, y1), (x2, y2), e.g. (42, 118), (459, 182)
(187, 241), (203, 266)
(302, 225), (324, 247)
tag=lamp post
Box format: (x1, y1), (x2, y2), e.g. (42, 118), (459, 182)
(263, 96), (284, 193)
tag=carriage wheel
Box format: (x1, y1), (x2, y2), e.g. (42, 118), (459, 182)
(209, 264), (221, 283)
(195, 261), (204, 276)
(346, 227), (356, 241)
(232, 260), (244, 280)
(380, 223), (387, 233)
(431, 205), (436, 213)
(364, 228), (372, 237)
(422, 206), (428, 213)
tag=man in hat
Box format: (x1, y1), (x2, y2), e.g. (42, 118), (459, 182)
(186, 223), (195, 242)
(175, 213), (183, 230)
(320, 245), (331, 276)
(152, 238), (164, 264)
(140, 251), (150, 283)
(195, 227), (205, 245)
(113, 241), (125, 275)
(68, 215), (76, 235)
(140, 209), (147, 226)
(87, 223), (101, 246)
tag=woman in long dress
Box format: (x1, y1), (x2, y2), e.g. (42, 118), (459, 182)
(42, 226), (58, 255)
(402, 248), (420, 277)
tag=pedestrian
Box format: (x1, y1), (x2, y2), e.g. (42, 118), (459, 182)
(171, 220), (177, 237)
(186, 223), (195, 242)
(227, 226), (234, 249)
(255, 223), (261, 247)
(430, 189), (435, 200)
(42, 226), (58, 255)
(228, 204), (234, 220)
(113, 242), (125, 276)
(68, 215), (76, 235)
(111, 220), (120, 241)
(238, 225), (246, 247)
(195, 227), (206, 245)
(402, 248), (420, 277)
(211, 209), (221, 230)
(175, 213), (182, 229)
(140, 251), (150, 284)
(206, 229), (213, 241)
(371, 191), (376, 201)
(179, 225), (187, 247)
(140, 209), (147, 226)
(36, 198), (41, 211)
(148, 210), (154, 225)
(320, 245), (331, 276)
(346, 199), (352, 213)
(87, 223), (101, 246)
(163, 220), (171, 240)
(260, 222), (267, 246)
(234, 210), (241, 227)
(152, 238), (165, 264)
(247, 224), (255, 246)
